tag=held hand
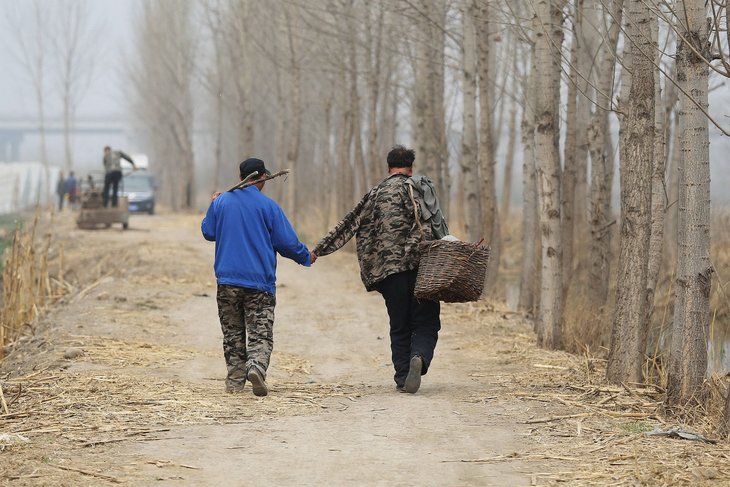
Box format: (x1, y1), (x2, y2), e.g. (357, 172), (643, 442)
(310, 251), (318, 264)
(211, 191), (222, 201)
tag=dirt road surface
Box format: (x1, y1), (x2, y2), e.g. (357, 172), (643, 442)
(2, 213), (728, 486)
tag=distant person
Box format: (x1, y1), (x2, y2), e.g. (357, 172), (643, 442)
(102, 146), (136, 207)
(201, 158), (314, 396)
(56, 172), (66, 211)
(65, 171), (78, 210)
(312, 145), (445, 394)
(86, 174), (95, 190)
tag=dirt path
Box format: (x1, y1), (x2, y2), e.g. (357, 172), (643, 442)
(3, 213), (728, 486)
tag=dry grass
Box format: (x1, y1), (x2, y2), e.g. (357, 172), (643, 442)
(1, 211), (70, 357)
(444, 301), (730, 485)
(0, 371), (358, 444)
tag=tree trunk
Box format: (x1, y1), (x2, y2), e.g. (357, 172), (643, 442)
(606, 0), (655, 384)
(561, 3), (579, 295)
(519, 58), (538, 315)
(461, 1), (480, 242)
(645, 14), (667, 322)
(586, 0), (622, 308)
(666, 0), (711, 410)
(63, 90), (73, 172)
(533, 0), (564, 349)
(365, 3), (384, 189)
(477, 1), (500, 293)
(285, 7), (301, 225)
(412, 0), (448, 204)
(663, 62), (680, 264)
(500, 84), (518, 225)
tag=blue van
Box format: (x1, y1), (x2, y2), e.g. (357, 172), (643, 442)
(121, 172), (156, 214)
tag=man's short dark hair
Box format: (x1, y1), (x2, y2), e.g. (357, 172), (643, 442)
(104, 146), (111, 151)
(387, 145), (415, 168)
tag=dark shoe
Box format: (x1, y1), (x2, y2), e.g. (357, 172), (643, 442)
(247, 364), (268, 397)
(225, 380), (246, 393)
(404, 355), (423, 393)
(396, 385), (406, 393)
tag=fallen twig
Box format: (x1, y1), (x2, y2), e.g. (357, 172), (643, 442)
(51, 464), (123, 484)
(524, 413), (592, 424)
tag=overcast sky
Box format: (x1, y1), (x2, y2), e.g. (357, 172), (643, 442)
(0, 0), (728, 198)
(0, 0), (134, 119)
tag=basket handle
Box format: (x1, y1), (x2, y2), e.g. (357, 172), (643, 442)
(408, 184), (425, 240)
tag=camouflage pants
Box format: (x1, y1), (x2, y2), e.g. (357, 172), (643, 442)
(216, 284), (276, 387)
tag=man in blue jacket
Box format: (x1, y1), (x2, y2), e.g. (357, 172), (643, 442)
(202, 158), (314, 396)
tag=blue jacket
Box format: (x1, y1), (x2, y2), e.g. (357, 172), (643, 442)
(201, 186), (311, 294)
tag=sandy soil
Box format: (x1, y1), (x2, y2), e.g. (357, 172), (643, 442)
(2, 212), (729, 486)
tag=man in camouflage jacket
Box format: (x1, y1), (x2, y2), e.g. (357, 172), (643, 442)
(313, 145), (441, 393)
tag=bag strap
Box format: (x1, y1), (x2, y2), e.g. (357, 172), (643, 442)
(407, 183), (425, 240)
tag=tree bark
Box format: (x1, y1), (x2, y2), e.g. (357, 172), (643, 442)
(645, 13), (667, 323)
(561, 1), (579, 295)
(476, 1), (500, 292)
(285, 6), (301, 225)
(533, 0), (564, 349)
(412, 0), (448, 206)
(460, 1), (480, 242)
(606, 0), (655, 384)
(666, 0), (712, 410)
(519, 56), (538, 315)
(586, 0), (622, 308)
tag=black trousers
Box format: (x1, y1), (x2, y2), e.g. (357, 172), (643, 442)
(376, 269), (441, 386)
(103, 170), (122, 207)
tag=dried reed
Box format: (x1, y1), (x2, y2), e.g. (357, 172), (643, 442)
(1, 211), (67, 357)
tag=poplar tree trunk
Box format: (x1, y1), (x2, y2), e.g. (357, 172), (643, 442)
(412, 0), (448, 207)
(533, 0), (564, 349)
(500, 97), (518, 224)
(285, 9), (301, 226)
(561, 5), (579, 294)
(461, 1), (480, 241)
(646, 14), (667, 322)
(663, 63), (680, 264)
(365, 3), (385, 188)
(666, 0), (712, 410)
(519, 59), (538, 314)
(573, 0), (598, 269)
(477, 1), (500, 292)
(607, 1), (655, 384)
(586, 0), (622, 308)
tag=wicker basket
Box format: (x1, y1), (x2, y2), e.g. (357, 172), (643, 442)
(414, 240), (490, 302)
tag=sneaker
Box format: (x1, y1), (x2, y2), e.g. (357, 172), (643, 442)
(247, 364), (268, 397)
(404, 355), (423, 393)
(396, 385), (407, 393)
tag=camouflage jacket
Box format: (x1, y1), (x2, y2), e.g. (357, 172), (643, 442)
(103, 151), (134, 173)
(313, 173), (434, 291)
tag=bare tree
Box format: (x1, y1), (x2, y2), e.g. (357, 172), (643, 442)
(129, 0), (196, 210)
(532, 0), (564, 349)
(606, 0), (655, 384)
(199, 0), (227, 194)
(411, 0), (449, 209)
(645, 13), (668, 328)
(519, 49), (538, 315)
(586, 0), (622, 308)
(460, 0), (480, 241)
(666, 0), (713, 410)
(53, 0), (100, 172)
(5, 0), (50, 193)
(476, 1), (501, 292)
(499, 51), (519, 225)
